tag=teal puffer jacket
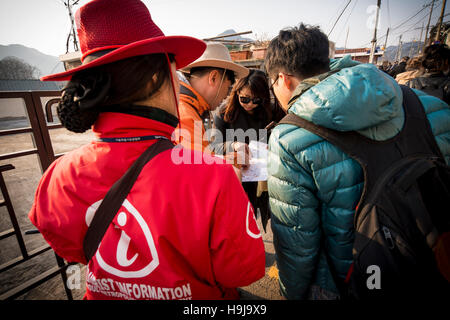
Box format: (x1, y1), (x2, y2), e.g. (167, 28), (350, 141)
(267, 55), (450, 299)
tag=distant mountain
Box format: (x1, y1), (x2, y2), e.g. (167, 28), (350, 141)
(216, 29), (253, 42)
(0, 44), (65, 78)
(336, 41), (424, 62)
(383, 41), (424, 61)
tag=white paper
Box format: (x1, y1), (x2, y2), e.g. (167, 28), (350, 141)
(241, 141), (268, 182)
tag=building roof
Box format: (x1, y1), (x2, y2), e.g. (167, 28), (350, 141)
(335, 48), (370, 54)
(334, 52), (384, 59)
(0, 79), (64, 92)
(334, 47), (384, 58)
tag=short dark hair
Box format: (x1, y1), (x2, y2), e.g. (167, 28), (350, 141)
(187, 67), (235, 84)
(264, 23), (330, 80)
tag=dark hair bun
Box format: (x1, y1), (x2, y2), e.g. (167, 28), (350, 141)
(56, 53), (173, 133)
(57, 86), (100, 133)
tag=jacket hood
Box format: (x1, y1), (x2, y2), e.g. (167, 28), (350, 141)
(289, 55), (404, 137)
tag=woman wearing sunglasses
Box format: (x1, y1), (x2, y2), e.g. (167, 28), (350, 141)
(211, 69), (284, 218)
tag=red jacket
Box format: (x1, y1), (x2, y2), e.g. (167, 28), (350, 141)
(29, 109), (265, 300)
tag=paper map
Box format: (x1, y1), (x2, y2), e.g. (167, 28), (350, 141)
(241, 141), (268, 182)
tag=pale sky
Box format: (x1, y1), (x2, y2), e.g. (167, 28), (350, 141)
(0, 0), (448, 57)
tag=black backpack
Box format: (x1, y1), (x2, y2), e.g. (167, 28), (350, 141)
(407, 75), (450, 104)
(278, 85), (450, 299)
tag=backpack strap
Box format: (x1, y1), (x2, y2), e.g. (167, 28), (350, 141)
(397, 85), (445, 160)
(83, 138), (174, 263)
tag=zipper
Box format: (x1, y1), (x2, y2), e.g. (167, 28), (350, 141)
(382, 226), (395, 250)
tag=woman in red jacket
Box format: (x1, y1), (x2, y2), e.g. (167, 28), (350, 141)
(28, 0), (265, 300)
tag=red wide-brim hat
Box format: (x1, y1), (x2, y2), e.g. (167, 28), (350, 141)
(41, 0), (206, 82)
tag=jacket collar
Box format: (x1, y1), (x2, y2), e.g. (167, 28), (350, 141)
(286, 60), (404, 137)
(93, 105), (177, 140)
(288, 69), (340, 108)
(179, 81), (211, 116)
(105, 104), (179, 127)
(287, 56), (360, 109)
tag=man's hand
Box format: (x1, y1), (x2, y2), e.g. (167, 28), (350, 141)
(225, 142), (251, 169)
(232, 165), (242, 182)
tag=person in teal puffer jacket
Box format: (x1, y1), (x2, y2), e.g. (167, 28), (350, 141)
(264, 24), (450, 300)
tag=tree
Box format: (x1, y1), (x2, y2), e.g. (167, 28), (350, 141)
(0, 56), (41, 80)
(254, 32), (271, 48)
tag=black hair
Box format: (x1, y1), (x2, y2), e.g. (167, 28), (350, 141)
(186, 67), (235, 84)
(422, 44), (450, 72)
(222, 69), (271, 123)
(57, 53), (175, 133)
(264, 23), (330, 80)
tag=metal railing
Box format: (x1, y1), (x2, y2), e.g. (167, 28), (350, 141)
(0, 91), (74, 300)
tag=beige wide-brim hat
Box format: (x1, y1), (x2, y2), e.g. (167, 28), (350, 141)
(180, 42), (249, 79)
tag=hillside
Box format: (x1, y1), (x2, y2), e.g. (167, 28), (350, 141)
(337, 41), (425, 62)
(215, 29), (254, 42)
(383, 41), (424, 61)
(0, 44), (65, 77)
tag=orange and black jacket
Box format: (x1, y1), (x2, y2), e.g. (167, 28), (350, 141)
(175, 82), (211, 152)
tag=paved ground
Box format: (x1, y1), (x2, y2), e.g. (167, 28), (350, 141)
(0, 128), (284, 300)
(91, 215), (283, 300)
(238, 216), (285, 300)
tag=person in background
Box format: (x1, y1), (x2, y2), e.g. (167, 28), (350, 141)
(175, 42), (249, 153)
(210, 69), (285, 223)
(395, 56), (424, 85)
(28, 0), (265, 300)
(406, 43), (450, 104)
(264, 23), (450, 300)
(378, 60), (391, 74)
(389, 56), (409, 78)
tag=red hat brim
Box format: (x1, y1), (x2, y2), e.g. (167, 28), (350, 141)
(41, 36), (206, 81)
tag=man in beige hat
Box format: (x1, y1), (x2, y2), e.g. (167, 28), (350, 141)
(175, 42), (249, 153)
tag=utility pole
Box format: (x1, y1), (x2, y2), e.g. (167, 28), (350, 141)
(383, 27), (390, 51)
(369, 0), (382, 64)
(64, 0), (80, 53)
(382, 27), (389, 60)
(435, 0), (448, 42)
(396, 35), (403, 61)
(417, 22), (424, 55)
(344, 27), (350, 53)
(423, 0), (436, 51)
(409, 40), (415, 57)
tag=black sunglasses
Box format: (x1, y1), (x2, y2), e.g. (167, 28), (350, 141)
(239, 96), (262, 105)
